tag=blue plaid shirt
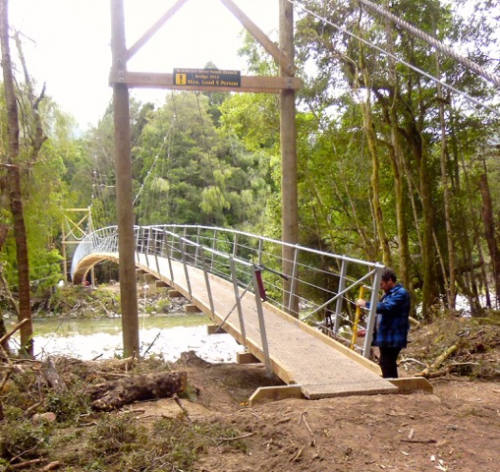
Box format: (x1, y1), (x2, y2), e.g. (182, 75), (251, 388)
(366, 283), (411, 348)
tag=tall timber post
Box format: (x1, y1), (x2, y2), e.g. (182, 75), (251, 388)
(110, 0), (140, 357)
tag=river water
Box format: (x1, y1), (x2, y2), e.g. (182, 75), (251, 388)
(6, 315), (240, 363)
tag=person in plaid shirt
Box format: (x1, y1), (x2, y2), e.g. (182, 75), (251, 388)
(356, 268), (411, 379)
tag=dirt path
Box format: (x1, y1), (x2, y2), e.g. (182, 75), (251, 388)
(135, 353), (500, 472)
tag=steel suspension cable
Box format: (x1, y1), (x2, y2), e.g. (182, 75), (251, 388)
(286, 0), (500, 116)
(133, 117), (176, 207)
(355, 0), (500, 88)
(194, 92), (226, 223)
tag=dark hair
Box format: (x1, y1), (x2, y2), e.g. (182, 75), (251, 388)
(381, 268), (397, 283)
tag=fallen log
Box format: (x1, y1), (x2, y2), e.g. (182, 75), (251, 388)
(87, 371), (187, 411)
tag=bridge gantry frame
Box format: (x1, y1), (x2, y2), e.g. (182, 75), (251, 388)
(110, 0), (299, 356)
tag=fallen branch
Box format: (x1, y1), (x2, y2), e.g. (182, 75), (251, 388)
(142, 331), (161, 357)
(23, 401), (42, 416)
(299, 411), (316, 447)
(40, 462), (62, 471)
(400, 357), (427, 368)
(289, 446), (304, 462)
(10, 458), (44, 470)
(0, 319), (30, 345)
(217, 432), (255, 443)
(0, 369), (11, 393)
(419, 345), (458, 377)
(173, 393), (190, 421)
(401, 439), (437, 444)
(409, 316), (421, 328)
(426, 367), (451, 379)
(0, 273), (20, 318)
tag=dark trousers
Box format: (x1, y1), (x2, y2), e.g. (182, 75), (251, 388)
(379, 346), (402, 379)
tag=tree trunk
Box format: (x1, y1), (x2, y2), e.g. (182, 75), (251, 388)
(0, 0), (33, 355)
(479, 172), (500, 308)
(0, 225), (9, 350)
(435, 47), (456, 312)
(87, 371), (187, 411)
(359, 71), (392, 267)
(383, 7), (410, 287)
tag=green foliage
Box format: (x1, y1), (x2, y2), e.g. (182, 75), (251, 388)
(45, 389), (91, 425)
(0, 70), (78, 295)
(81, 414), (246, 471)
(127, 92), (272, 229)
(0, 416), (53, 461)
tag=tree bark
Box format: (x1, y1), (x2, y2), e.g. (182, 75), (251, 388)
(435, 45), (456, 312)
(0, 0), (33, 355)
(360, 68), (392, 267)
(479, 172), (500, 308)
(87, 371), (187, 411)
(383, 7), (410, 288)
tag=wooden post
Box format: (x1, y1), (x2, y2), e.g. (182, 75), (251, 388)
(111, 0), (139, 357)
(280, 0), (299, 317)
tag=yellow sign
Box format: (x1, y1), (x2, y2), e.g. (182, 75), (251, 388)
(175, 73), (187, 85)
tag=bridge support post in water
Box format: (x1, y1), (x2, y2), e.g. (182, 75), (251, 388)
(110, 0), (139, 357)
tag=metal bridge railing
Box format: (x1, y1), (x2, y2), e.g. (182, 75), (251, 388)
(71, 225), (385, 361)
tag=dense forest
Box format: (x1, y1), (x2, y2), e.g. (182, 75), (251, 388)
(1, 0), (500, 343)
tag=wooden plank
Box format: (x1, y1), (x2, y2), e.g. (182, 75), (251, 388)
(237, 352), (261, 364)
(207, 324), (226, 335)
(249, 385), (304, 406)
(219, 0), (292, 73)
(155, 280), (170, 288)
(184, 304), (201, 313)
(202, 308), (297, 385)
(388, 377), (434, 394)
(109, 70), (301, 93)
(168, 290), (183, 298)
(126, 0), (190, 60)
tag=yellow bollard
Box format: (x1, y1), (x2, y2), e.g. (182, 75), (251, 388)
(350, 285), (365, 350)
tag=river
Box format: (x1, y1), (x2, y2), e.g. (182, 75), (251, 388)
(5, 314), (240, 363)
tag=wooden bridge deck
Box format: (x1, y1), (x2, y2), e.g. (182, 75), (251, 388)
(101, 252), (398, 398)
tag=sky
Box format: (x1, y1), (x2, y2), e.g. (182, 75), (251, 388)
(10, 0), (280, 130)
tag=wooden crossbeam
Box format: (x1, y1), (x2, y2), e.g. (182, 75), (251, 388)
(219, 0), (292, 73)
(126, 0), (189, 61)
(109, 70), (301, 93)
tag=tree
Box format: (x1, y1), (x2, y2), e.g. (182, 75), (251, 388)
(0, 0), (33, 354)
(291, 0), (500, 318)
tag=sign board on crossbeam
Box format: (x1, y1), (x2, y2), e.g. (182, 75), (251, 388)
(174, 68), (241, 88)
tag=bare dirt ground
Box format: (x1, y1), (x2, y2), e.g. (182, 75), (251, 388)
(137, 326), (500, 472)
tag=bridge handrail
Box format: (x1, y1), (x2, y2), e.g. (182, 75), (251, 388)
(71, 224), (384, 360)
(148, 224), (383, 269)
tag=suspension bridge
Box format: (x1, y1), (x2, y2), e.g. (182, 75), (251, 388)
(70, 225), (431, 401)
